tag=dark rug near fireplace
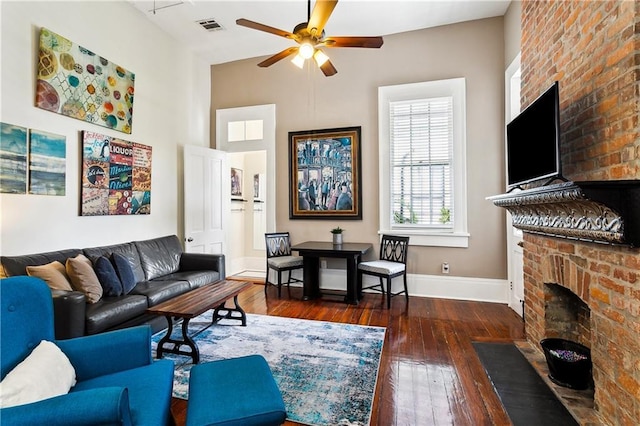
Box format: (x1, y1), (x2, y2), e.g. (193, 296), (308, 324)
(473, 342), (578, 426)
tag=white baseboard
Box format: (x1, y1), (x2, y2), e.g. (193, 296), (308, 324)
(317, 269), (509, 304)
(243, 263), (509, 304)
(229, 257), (266, 276)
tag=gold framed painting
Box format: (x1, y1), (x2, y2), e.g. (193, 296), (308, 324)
(289, 126), (362, 220)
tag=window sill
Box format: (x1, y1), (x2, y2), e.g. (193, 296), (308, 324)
(379, 229), (469, 248)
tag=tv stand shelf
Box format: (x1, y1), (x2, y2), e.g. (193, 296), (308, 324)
(488, 180), (640, 247)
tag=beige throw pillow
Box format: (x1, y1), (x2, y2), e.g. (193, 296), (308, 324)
(66, 254), (103, 303)
(26, 261), (73, 291)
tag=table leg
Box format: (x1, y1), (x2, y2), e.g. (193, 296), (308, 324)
(302, 256), (321, 300)
(212, 295), (247, 326)
(156, 315), (173, 360)
(181, 317), (200, 364)
(156, 315), (200, 364)
(345, 255), (359, 305)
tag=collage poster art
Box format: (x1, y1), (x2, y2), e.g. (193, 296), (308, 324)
(81, 131), (151, 216)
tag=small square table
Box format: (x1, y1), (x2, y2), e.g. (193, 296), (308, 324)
(291, 241), (372, 305)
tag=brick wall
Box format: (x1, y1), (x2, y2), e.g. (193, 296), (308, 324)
(521, 1), (640, 424)
(521, 0), (639, 182)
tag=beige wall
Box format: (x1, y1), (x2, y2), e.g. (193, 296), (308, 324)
(211, 17), (507, 280)
(504, 1), (522, 67)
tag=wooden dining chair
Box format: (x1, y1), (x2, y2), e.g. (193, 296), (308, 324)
(264, 232), (303, 297)
(357, 235), (410, 308)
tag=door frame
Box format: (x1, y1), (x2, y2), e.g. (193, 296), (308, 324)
(505, 54), (524, 317)
(216, 104), (277, 274)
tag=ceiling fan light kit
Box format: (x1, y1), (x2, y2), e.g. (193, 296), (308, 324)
(236, 0), (383, 77)
(291, 54), (306, 69)
(313, 50), (329, 66)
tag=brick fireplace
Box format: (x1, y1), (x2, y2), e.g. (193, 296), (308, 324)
(518, 1), (640, 424)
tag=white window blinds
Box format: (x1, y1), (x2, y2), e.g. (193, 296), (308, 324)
(390, 97), (453, 228)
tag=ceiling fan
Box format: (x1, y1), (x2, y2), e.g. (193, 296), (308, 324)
(236, 0), (383, 77)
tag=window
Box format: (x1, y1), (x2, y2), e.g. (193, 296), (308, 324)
(227, 120), (264, 142)
(379, 78), (468, 247)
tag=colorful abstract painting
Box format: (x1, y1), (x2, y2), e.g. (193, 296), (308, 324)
(81, 131), (151, 216)
(36, 28), (135, 134)
(0, 123), (28, 194)
(29, 130), (66, 196)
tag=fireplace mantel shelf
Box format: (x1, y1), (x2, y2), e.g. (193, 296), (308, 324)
(488, 180), (640, 247)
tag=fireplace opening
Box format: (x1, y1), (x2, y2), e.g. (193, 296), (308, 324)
(544, 283), (591, 346)
(543, 283), (593, 389)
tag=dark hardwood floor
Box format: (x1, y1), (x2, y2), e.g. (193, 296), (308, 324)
(170, 282), (525, 425)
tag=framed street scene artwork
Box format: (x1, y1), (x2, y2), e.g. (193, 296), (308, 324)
(289, 126), (362, 220)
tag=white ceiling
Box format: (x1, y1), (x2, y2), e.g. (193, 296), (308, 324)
(127, 0), (511, 65)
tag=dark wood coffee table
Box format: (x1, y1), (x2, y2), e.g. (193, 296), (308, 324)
(147, 280), (253, 363)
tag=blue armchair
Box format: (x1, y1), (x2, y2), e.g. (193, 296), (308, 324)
(1, 276), (174, 425)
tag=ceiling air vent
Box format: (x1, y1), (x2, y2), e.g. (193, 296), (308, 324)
(197, 18), (224, 32)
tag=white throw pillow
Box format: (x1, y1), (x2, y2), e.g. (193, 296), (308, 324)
(0, 340), (76, 408)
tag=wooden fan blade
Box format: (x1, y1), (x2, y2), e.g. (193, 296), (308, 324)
(257, 47), (300, 67)
(323, 36), (384, 48)
(320, 59), (337, 77)
(236, 18), (296, 40)
(307, 0), (338, 37)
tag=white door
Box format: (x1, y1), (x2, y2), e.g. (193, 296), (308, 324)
(183, 145), (229, 256)
(506, 55), (524, 317)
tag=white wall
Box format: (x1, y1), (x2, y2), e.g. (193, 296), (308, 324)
(0, 1), (211, 255)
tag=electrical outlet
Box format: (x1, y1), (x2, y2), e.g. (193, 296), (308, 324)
(321, 260), (327, 269)
(441, 262), (450, 274)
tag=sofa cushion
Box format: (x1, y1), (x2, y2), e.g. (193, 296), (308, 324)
(0, 340), (76, 408)
(84, 295), (148, 335)
(66, 255), (103, 303)
(153, 270), (220, 289)
(94, 257), (123, 297)
(130, 280), (191, 306)
(83, 242), (145, 285)
(135, 235), (182, 281)
(1, 248), (82, 277)
(111, 253), (136, 294)
(26, 261), (73, 291)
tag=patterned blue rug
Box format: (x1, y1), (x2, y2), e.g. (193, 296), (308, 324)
(151, 313), (386, 426)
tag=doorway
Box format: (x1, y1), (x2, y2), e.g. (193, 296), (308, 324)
(216, 104), (276, 278)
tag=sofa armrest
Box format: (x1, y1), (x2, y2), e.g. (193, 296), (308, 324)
(56, 325), (153, 381)
(51, 290), (86, 340)
(0, 387), (131, 426)
(180, 253), (226, 280)
(180, 252), (225, 278)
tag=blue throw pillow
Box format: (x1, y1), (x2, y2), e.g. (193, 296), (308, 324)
(94, 256), (123, 297)
(111, 253), (137, 294)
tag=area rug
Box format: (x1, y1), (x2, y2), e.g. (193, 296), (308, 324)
(151, 314), (386, 426)
(473, 342), (578, 426)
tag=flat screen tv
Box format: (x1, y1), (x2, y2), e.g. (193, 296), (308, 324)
(506, 81), (561, 188)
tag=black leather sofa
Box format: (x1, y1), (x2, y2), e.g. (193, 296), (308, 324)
(0, 235), (225, 339)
